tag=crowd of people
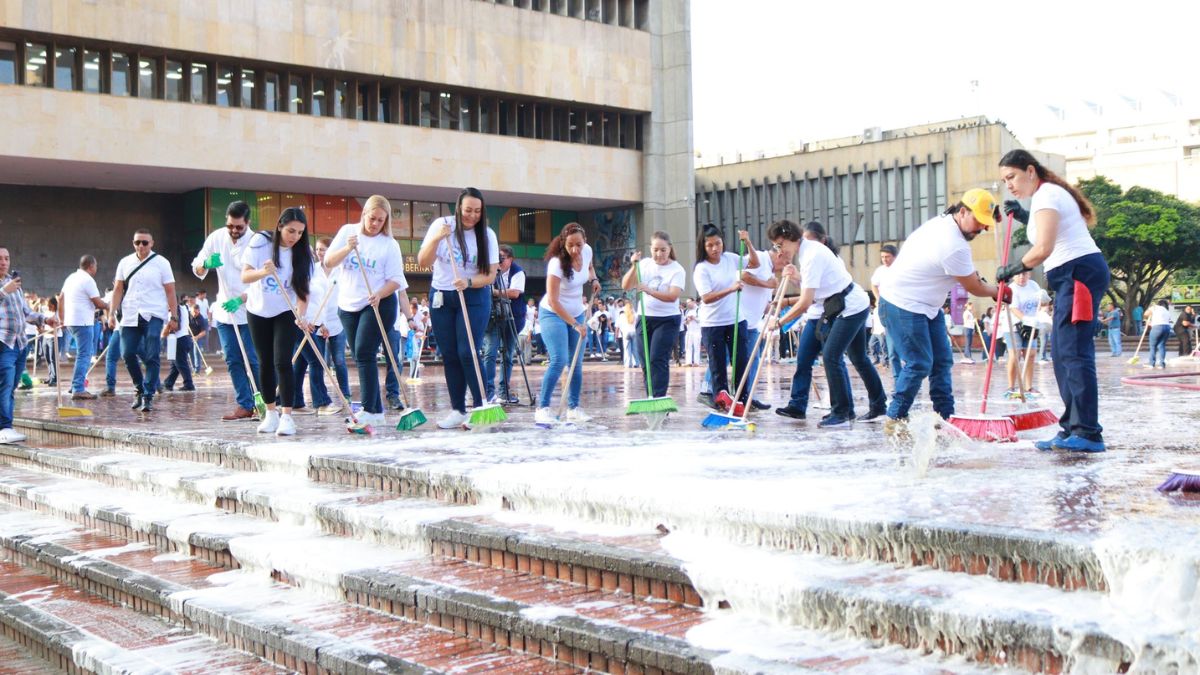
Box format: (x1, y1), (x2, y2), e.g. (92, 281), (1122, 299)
(2, 156), (1197, 449)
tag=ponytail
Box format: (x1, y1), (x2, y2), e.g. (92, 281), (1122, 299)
(803, 221), (839, 257)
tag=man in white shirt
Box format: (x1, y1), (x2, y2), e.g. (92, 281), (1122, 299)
(871, 244), (901, 380)
(194, 290), (210, 353)
(110, 229), (178, 413)
(59, 255), (109, 398)
(879, 190), (1007, 432)
(483, 245), (527, 404)
(191, 201), (261, 421)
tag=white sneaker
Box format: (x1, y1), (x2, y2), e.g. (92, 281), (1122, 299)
(0, 428), (27, 444)
(357, 411), (387, 427)
(316, 404), (343, 416)
(534, 407), (559, 426)
(257, 409), (279, 434)
(275, 413), (297, 436)
(437, 410), (470, 429)
(565, 408), (591, 423)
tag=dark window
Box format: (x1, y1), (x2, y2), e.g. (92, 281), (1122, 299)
(138, 57), (158, 98)
(586, 110), (601, 144)
(111, 52), (132, 96)
(619, 113), (635, 149)
(518, 210), (538, 243)
(569, 109), (584, 143)
(190, 62), (209, 103)
(0, 41), (15, 84)
(54, 46), (78, 90)
(165, 59), (184, 100)
(479, 96), (494, 133)
(334, 79), (350, 118)
(517, 102), (531, 137)
(356, 83), (369, 120)
(25, 42), (48, 87)
(264, 72), (281, 111)
(239, 69), (254, 107)
(418, 89), (432, 127)
(438, 91), (453, 129)
(312, 77), (327, 116)
(553, 107), (569, 141)
(634, 0), (649, 29)
(378, 84), (392, 123)
(82, 49), (101, 92)
(460, 94), (476, 132)
(288, 73), (305, 113)
(216, 65), (234, 106)
(498, 99), (515, 136)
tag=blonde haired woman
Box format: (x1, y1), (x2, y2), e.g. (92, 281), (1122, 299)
(324, 195), (412, 427)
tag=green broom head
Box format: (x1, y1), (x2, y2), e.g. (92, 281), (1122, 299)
(395, 408), (428, 431)
(19, 372), (33, 389)
(626, 396), (678, 415)
(469, 403), (508, 427)
(253, 392), (267, 418)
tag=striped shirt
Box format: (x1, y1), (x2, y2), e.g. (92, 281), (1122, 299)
(0, 276), (45, 350)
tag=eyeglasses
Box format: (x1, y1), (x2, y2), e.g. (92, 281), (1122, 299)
(498, 255), (510, 261)
(771, 242), (783, 251)
(133, 240), (151, 246)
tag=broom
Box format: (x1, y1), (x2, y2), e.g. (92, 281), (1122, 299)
(291, 278), (337, 365)
(974, 319), (991, 361)
(53, 333), (92, 417)
(81, 341), (110, 390)
(714, 238), (745, 413)
(1127, 322), (1151, 366)
(1158, 467), (1200, 493)
(449, 246), (506, 429)
(223, 297), (267, 419)
(949, 214), (1018, 442)
(351, 246), (426, 431)
(268, 268), (371, 435)
(703, 280), (787, 428)
(185, 320), (213, 376)
(1003, 303), (1058, 432)
(625, 256), (678, 420)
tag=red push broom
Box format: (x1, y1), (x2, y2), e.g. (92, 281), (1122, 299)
(949, 214), (1018, 442)
(1006, 303), (1058, 432)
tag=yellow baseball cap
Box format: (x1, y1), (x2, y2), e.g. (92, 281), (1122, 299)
(961, 188), (996, 228)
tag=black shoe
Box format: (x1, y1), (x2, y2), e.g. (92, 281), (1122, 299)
(696, 392), (717, 410)
(502, 393), (520, 405)
(750, 399), (771, 411)
(856, 408), (887, 423)
(130, 391), (144, 410)
(179, 385), (196, 392)
(139, 395), (153, 413)
(163, 384), (174, 392)
(386, 394), (403, 410)
(775, 405), (806, 420)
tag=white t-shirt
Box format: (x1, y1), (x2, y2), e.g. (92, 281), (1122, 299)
(870, 264), (892, 295)
(423, 217), (501, 292)
(1009, 280), (1045, 328)
(737, 251), (774, 329)
(330, 224), (408, 312)
(636, 258), (686, 317)
(693, 252), (744, 327)
(195, 297), (210, 322)
(963, 307), (975, 330)
(1028, 182), (1101, 272)
(244, 233), (308, 319)
(113, 251), (175, 327)
(796, 239), (869, 319)
(498, 266), (526, 294)
(540, 244), (594, 318)
(168, 304), (189, 338)
(684, 307), (701, 333)
(1150, 305), (1172, 326)
(61, 269), (100, 327)
(881, 215), (976, 319)
(615, 309), (636, 337)
(191, 227), (252, 325)
(304, 270), (344, 337)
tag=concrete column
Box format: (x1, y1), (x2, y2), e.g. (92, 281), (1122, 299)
(643, 0), (695, 290)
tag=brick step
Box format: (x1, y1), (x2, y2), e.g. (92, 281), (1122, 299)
(0, 504), (1006, 674)
(0, 446), (699, 604)
(0, 507), (577, 674)
(0, 630), (71, 674)
(0, 561), (288, 674)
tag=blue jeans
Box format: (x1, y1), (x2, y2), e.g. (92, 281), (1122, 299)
(1132, 320), (1142, 338)
(325, 331), (351, 398)
(1149, 325), (1170, 367)
(339, 294), (397, 415)
(636, 314), (680, 398)
(881, 299), (955, 420)
(538, 310), (585, 409)
(163, 334), (194, 389)
(877, 303), (903, 383)
(428, 288), (491, 413)
(120, 316), (164, 396)
(292, 331), (331, 408)
(820, 309), (885, 420)
(963, 327), (975, 360)
(1107, 326), (1122, 355)
(105, 329), (122, 390)
(0, 341), (19, 430)
(67, 324), (96, 393)
(785, 319), (822, 411)
(384, 328), (403, 400)
(702, 322), (749, 400)
(1046, 252), (1109, 441)
(1039, 330), (1051, 360)
(483, 319), (518, 400)
(216, 321), (260, 412)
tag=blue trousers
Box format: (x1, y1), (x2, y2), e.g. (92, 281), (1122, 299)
(1046, 253), (1109, 441)
(339, 295), (397, 415)
(1107, 325), (1122, 355)
(537, 310), (585, 409)
(105, 329), (122, 391)
(164, 335), (194, 389)
(0, 342), (19, 430)
(428, 288), (490, 413)
(483, 319), (518, 401)
(384, 328), (403, 400)
(216, 322), (261, 412)
(120, 316), (164, 396)
(881, 300), (954, 420)
(67, 324), (96, 393)
(292, 330), (332, 408)
(1149, 325), (1170, 368)
(325, 331), (351, 398)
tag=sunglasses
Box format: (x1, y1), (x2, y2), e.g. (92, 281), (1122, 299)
(133, 240), (151, 246)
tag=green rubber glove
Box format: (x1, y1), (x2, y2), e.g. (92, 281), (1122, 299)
(221, 296), (245, 313)
(19, 372), (33, 389)
(203, 253), (223, 269)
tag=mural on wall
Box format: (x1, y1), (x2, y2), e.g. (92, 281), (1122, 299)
(581, 208), (637, 296)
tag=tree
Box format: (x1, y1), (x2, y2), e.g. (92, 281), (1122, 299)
(1012, 176), (1200, 332)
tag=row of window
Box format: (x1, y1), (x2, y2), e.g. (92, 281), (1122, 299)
(0, 33), (644, 150)
(696, 162), (949, 248)
(481, 0), (650, 30)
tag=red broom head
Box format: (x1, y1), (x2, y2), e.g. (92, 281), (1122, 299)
(1008, 408), (1060, 432)
(949, 414), (1017, 442)
(714, 390), (733, 412)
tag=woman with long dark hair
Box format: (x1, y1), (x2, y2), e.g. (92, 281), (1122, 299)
(324, 195), (413, 428)
(998, 149), (1109, 452)
(621, 230), (685, 399)
(692, 224), (758, 410)
(241, 207), (314, 436)
(416, 187), (499, 429)
(769, 220), (885, 428)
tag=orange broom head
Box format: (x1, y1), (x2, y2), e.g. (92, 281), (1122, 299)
(1008, 408), (1059, 432)
(948, 414), (1017, 442)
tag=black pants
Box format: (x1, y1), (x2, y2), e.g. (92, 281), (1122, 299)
(702, 322), (749, 401)
(164, 335), (194, 389)
(636, 314), (681, 398)
(247, 311), (300, 407)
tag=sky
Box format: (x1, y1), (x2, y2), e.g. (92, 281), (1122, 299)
(691, 0), (1200, 165)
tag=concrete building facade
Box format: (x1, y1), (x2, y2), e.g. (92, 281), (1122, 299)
(693, 117), (1064, 300)
(0, 0), (694, 298)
